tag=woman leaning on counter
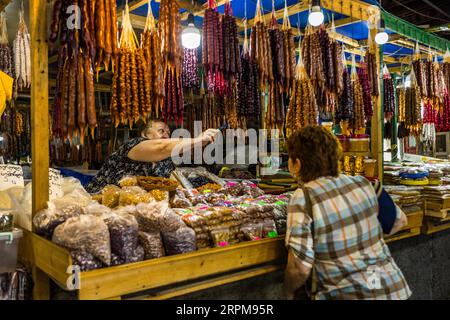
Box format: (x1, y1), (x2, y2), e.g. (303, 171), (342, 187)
(284, 126), (411, 300)
(86, 119), (219, 193)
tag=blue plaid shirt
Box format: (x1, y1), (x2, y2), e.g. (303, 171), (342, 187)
(286, 175), (411, 300)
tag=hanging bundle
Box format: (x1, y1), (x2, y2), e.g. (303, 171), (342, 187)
(13, 4), (31, 90)
(397, 83), (408, 139)
(382, 65), (395, 120)
(412, 42), (428, 98)
(160, 0), (184, 125)
(237, 18), (261, 126)
(141, 2), (164, 117)
(404, 68), (422, 135)
(436, 89), (450, 132)
(0, 12), (13, 78)
(182, 48), (199, 91)
(443, 48), (450, 93)
(358, 55), (373, 120)
(110, 3), (153, 127)
(350, 55), (365, 133)
(222, 1), (241, 80)
(281, 1), (296, 92)
(250, 0), (274, 89)
(202, 3), (227, 95)
(285, 39), (318, 137)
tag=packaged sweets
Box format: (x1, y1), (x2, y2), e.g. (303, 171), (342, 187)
(240, 223), (263, 241)
(210, 228), (231, 247)
(118, 176), (138, 187)
(101, 185), (121, 208)
(262, 219), (278, 238)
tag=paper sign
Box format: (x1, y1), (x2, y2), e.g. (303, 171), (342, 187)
(49, 168), (63, 200)
(0, 165), (24, 191)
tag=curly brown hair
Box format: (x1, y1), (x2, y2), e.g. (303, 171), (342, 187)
(287, 126), (342, 183)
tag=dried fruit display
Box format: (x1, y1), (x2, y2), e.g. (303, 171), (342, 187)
(383, 68), (395, 120)
(12, 6), (31, 90)
(351, 63), (365, 132)
(285, 46), (317, 137)
(182, 48), (199, 90)
(357, 60), (373, 120)
(335, 69), (354, 123)
(160, 0), (184, 124)
(0, 13), (13, 78)
(365, 51), (379, 97)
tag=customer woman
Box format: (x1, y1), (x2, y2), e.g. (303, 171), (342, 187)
(284, 126), (411, 300)
(86, 119), (219, 193)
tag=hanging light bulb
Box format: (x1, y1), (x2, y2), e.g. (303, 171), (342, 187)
(182, 13), (201, 49)
(375, 17), (389, 45)
(308, 0), (324, 27)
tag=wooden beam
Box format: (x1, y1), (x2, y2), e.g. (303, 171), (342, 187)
(125, 0), (204, 14)
(180, 0), (229, 20)
(31, 0), (49, 217)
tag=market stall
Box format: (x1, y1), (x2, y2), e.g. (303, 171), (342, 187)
(0, 0), (449, 300)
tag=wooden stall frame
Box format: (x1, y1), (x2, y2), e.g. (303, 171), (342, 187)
(25, 0), (450, 300)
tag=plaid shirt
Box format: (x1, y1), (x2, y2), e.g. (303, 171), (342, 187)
(286, 175), (411, 300)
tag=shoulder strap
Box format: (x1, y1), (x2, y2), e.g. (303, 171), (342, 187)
(301, 185), (317, 299)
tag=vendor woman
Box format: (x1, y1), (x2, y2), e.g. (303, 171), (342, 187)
(86, 119), (219, 193)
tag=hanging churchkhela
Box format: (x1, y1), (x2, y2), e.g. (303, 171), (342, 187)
(251, 0), (273, 90)
(160, 0), (184, 124)
(237, 19), (260, 127)
(182, 48), (200, 91)
(350, 56), (365, 133)
(110, 4), (152, 127)
(285, 40), (317, 137)
(382, 66), (395, 120)
(443, 49), (450, 93)
(13, 6), (31, 91)
(50, 0), (120, 143)
(357, 56), (373, 121)
(404, 69), (422, 136)
(222, 1), (241, 81)
(0, 13), (13, 78)
(202, 1), (227, 95)
(141, 3), (164, 117)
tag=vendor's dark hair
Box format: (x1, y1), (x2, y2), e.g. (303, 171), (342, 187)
(139, 118), (166, 135)
(287, 126), (342, 183)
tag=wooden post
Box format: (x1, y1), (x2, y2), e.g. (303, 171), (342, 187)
(30, 0), (49, 218)
(30, 0), (50, 300)
(369, 28), (383, 182)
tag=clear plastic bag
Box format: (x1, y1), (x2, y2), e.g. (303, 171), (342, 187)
(33, 201), (84, 237)
(70, 250), (103, 272)
(133, 202), (164, 232)
(159, 207), (185, 232)
(118, 176), (138, 187)
(101, 185), (121, 208)
(162, 227), (197, 255)
(52, 215), (111, 265)
(241, 223), (263, 241)
(84, 202), (111, 217)
(61, 177), (86, 196)
(262, 219), (278, 238)
(102, 212), (139, 262)
(110, 246), (144, 266)
(210, 227), (230, 247)
(138, 231), (165, 259)
(169, 189), (192, 208)
(118, 186), (147, 207)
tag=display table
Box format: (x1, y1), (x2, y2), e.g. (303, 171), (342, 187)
(20, 232), (286, 300)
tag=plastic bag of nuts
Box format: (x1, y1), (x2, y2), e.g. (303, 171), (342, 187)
(162, 227), (197, 255)
(33, 201), (84, 237)
(110, 246), (145, 266)
(70, 250), (103, 272)
(52, 215), (111, 265)
(102, 212), (139, 262)
(138, 231), (165, 259)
